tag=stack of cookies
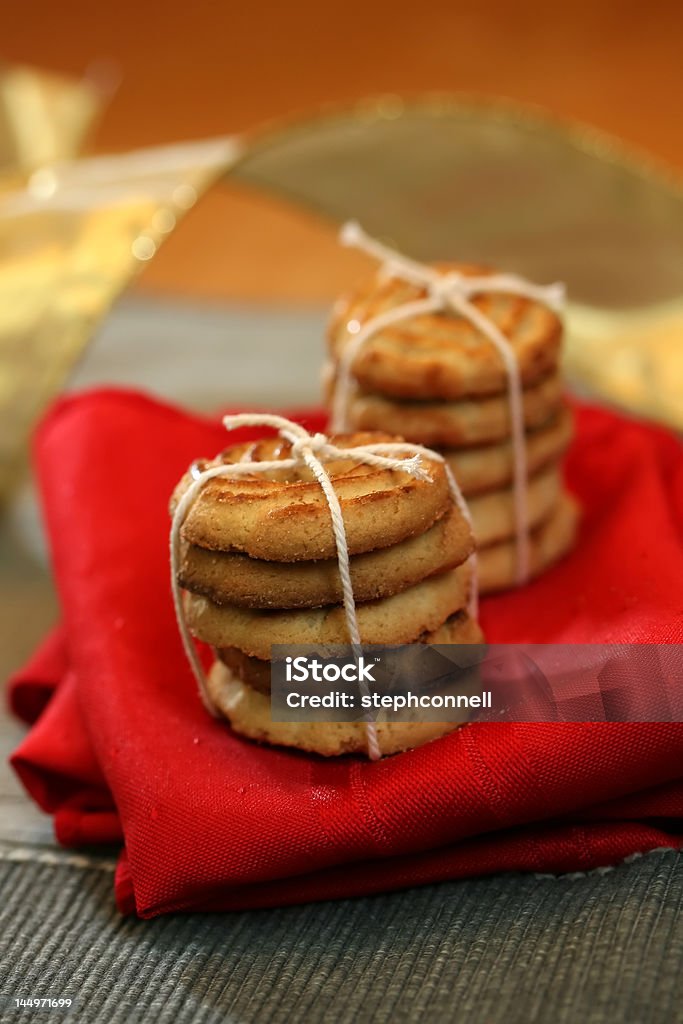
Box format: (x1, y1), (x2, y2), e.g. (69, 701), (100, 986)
(325, 265), (579, 592)
(170, 430), (483, 757)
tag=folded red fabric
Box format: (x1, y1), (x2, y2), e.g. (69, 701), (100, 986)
(8, 389), (683, 917)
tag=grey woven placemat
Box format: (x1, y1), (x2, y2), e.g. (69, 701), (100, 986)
(0, 845), (681, 1024)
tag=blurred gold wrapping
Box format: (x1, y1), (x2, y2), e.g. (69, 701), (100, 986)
(0, 126), (239, 497)
(0, 84), (681, 501)
(0, 62), (106, 174)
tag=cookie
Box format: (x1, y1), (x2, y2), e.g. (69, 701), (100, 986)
(216, 645), (273, 694)
(172, 431), (453, 560)
(477, 492), (579, 593)
(444, 406), (573, 497)
(216, 608), (485, 695)
(207, 608), (484, 758)
(206, 663), (461, 756)
(342, 372), (563, 447)
(469, 464), (562, 547)
(185, 563), (473, 657)
(327, 264), (563, 400)
(179, 504), (474, 609)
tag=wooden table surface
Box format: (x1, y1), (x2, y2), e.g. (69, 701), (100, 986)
(4, 0), (683, 301)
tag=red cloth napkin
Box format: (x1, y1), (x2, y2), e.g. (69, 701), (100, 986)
(8, 388), (683, 917)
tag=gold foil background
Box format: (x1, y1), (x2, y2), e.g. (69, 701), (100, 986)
(1, 87), (681, 500)
(0, 128), (240, 497)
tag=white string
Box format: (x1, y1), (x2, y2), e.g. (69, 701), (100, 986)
(170, 414), (476, 761)
(336, 221), (566, 585)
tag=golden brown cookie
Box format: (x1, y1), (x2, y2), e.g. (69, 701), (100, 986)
(210, 602), (483, 757)
(207, 644), (480, 757)
(216, 645), (273, 695)
(171, 431), (453, 560)
(216, 608), (485, 695)
(179, 504), (474, 609)
(186, 563), (473, 657)
(343, 373), (563, 447)
(477, 492), (579, 593)
(444, 406), (573, 496)
(469, 464), (562, 547)
(423, 609), (486, 645)
(327, 264), (562, 400)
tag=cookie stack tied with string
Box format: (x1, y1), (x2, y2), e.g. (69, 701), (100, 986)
(325, 224), (579, 593)
(169, 414), (483, 759)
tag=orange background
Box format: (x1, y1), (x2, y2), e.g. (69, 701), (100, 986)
(4, 0), (683, 300)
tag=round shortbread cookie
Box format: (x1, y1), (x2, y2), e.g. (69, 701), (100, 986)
(216, 608), (485, 695)
(477, 492), (579, 593)
(186, 563), (472, 657)
(178, 504), (474, 609)
(444, 406), (573, 497)
(343, 372), (563, 447)
(206, 663), (463, 756)
(327, 264), (562, 400)
(171, 431), (454, 561)
(207, 604), (483, 756)
(423, 610), (485, 645)
(469, 464), (562, 547)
